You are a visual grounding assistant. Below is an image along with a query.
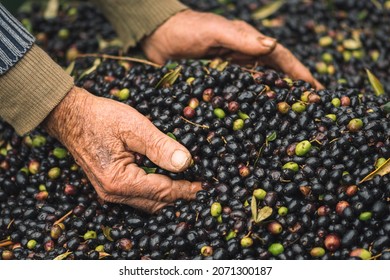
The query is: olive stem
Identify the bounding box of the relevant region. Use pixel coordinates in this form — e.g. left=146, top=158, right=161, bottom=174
left=254, top=143, right=265, bottom=167
left=370, top=249, right=390, bottom=260
left=310, top=139, right=322, bottom=145
left=6, top=218, right=14, bottom=230
left=54, top=209, right=73, bottom=225
left=241, top=67, right=263, bottom=74
left=76, top=53, right=162, bottom=68
left=179, top=116, right=210, bottom=129
left=0, top=240, right=14, bottom=248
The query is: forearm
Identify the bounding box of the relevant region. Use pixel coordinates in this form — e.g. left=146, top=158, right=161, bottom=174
left=0, top=3, right=74, bottom=135
left=90, top=0, right=188, bottom=50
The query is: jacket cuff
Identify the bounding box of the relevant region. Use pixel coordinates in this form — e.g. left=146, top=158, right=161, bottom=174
left=0, top=44, right=74, bottom=135
left=91, top=0, right=188, bottom=50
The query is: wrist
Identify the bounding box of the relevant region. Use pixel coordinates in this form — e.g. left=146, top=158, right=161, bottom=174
left=43, top=86, right=90, bottom=147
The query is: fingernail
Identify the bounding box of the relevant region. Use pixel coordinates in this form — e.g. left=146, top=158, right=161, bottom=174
left=259, top=37, right=276, bottom=48
left=171, top=150, right=190, bottom=170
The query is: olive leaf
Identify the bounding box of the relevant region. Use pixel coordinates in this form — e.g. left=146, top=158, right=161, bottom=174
left=200, top=59, right=211, bottom=66
left=265, top=131, right=277, bottom=146
left=252, top=0, right=285, bottom=20
left=166, top=62, right=179, bottom=70
left=18, top=1, right=34, bottom=13
left=266, top=131, right=277, bottom=142
left=256, top=206, right=273, bottom=223
left=65, top=61, right=75, bottom=76
left=371, top=0, right=383, bottom=10
left=216, top=61, right=229, bottom=72
left=167, top=132, right=177, bottom=140
left=358, top=10, right=368, bottom=20
left=141, top=167, right=157, bottom=174
left=101, top=225, right=114, bottom=242
left=99, top=252, right=111, bottom=259
left=251, top=196, right=273, bottom=224
left=254, top=143, right=265, bottom=167
left=382, top=102, right=390, bottom=113
left=238, top=111, right=250, bottom=120
left=209, top=58, right=223, bottom=69
left=53, top=250, right=72, bottom=260
left=155, top=66, right=182, bottom=88
left=359, top=158, right=390, bottom=184
left=251, top=195, right=258, bottom=222
left=78, top=58, right=101, bottom=80
left=225, top=230, right=237, bottom=241
left=44, top=0, right=59, bottom=19
left=366, top=69, right=384, bottom=96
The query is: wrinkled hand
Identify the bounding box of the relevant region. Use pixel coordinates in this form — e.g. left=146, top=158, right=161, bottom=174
left=142, top=9, right=323, bottom=89
left=44, top=86, right=202, bottom=213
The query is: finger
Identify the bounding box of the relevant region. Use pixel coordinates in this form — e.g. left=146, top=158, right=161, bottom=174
left=104, top=195, right=170, bottom=214
left=114, top=163, right=202, bottom=202
left=119, top=106, right=193, bottom=172
left=213, top=19, right=277, bottom=57
left=83, top=159, right=202, bottom=212
left=219, top=51, right=325, bottom=90
left=313, top=79, right=325, bottom=90
left=260, top=44, right=323, bottom=89
left=205, top=47, right=233, bottom=58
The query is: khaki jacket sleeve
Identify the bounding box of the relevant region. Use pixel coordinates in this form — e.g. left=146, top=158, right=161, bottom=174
left=90, top=0, right=188, bottom=50
left=0, top=45, right=74, bottom=135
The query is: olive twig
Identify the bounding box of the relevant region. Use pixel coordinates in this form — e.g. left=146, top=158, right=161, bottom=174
left=76, top=53, right=162, bottom=68
left=54, top=209, right=73, bottom=225
left=6, top=218, right=14, bottom=230
left=370, top=249, right=390, bottom=260
left=179, top=116, right=210, bottom=129
left=0, top=240, right=14, bottom=248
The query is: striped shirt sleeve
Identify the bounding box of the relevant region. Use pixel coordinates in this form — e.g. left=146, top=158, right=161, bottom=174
left=0, top=3, right=35, bottom=75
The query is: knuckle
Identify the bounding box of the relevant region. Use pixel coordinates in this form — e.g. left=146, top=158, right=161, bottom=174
left=232, top=19, right=249, bottom=30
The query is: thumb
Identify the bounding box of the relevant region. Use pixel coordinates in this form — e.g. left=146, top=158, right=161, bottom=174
left=122, top=108, right=193, bottom=172
left=146, top=130, right=193, bottom=173
left=215, top=19, right=277, bottom=56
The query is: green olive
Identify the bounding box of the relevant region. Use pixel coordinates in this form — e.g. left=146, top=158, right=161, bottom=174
left=253, top=188, right=267, bottom=200
left=116, top=88, right=130, bottom=101
left=310, top=247, right=325, bottom=257
left=201, top=245, right=213, bottom=257
left=359, top=211, right=372, bottom=221
left=53, top=147, right=67, bottom=159
left=350, top=248, right=371, bottom=260
left=213, top=108, right=226, bottom=119
left=291, top=102, right=306, bottom=113
left=240, top=237, right=253, bottom=248
left=233, top=119, right=244, bottom=131
left=268, top=243, right=284, bottom=256
left=210, top=202, right=222, bottom=217
left=295, top=140, right=312, bottom=156
left=347, top=118, right=363, bottom=132
left=48, top=167, right=61, bottom=180
left=32, top=135, right=46, bottom=148
left=325, top=114, right=337, bottom=121
left=282, top=162, right=299, bottom=172
left=278, top=206, right=288, bottom=216
left=27, top=239, right=37, bottom=250
left=83, top=230, right=97, bottom=240
left=331, top=97, right=341, bottom=107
